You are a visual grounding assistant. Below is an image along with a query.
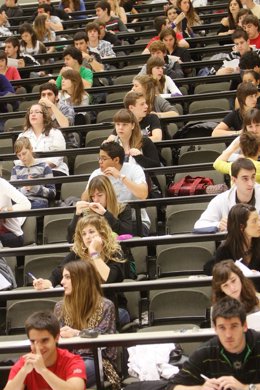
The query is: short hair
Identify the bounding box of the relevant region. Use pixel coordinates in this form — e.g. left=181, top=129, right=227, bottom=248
left=159, top=27, right=177, bottom=42
left=38, top=3, right=52, bottom=13
left=100, top=141, right=125, bottom=165
left=86, top=21, right=100, bottom=35
left=149, top=40, right=167, bottom=54
left=240, top=51, right=260, bottom=70
left=63, top=46, right=83, bottom=65
left=242, top=14, right=260, bottom=29
left=14, top=136, right=33, bottom=154
left=124, top=91, right=145, bottom=108
left=212, top=296, right=247, bottom=326
left=240, top=131, right=260, bottom=157
left=232, top=28, right=249, bottom=42
left=5, top=36, right=19, bottom=48
left=0, top=50, right=7, bottom=63
left=231, top=157, right=256, bottom=177
left=73, top=31, right=87, bottom=42
left=25, top=311, right=60, bottom=338
left=153, top=16, right=167, bottom=34
left=95, top=0, right=111, bottom=15
left=39, top=82, right=59, bottom=97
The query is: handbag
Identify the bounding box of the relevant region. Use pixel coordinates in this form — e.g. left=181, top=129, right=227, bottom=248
left=168, top=176, right=214, bottom=196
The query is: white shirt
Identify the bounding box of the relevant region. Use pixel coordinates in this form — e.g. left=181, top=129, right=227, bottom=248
left=0, top=178, right=31, bottom=236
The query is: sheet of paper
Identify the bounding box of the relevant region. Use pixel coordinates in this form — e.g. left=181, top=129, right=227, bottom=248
left=0, top=273, right=11, bottom=290
left=223, top=59, right=239, bottom=69
left=235, top=259, right=260, bottom=276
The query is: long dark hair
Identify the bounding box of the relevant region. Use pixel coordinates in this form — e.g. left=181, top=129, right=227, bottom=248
left=227, top=0, right=243, bottom=29
left=223, top=203, right=258, bottom=263
left=212, top=259, right=259, bottom=313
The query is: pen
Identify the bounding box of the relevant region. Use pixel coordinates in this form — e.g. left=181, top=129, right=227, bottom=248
left=27, top=272, right=37, bottom=280
left=200, top=374, right=209, bottom=381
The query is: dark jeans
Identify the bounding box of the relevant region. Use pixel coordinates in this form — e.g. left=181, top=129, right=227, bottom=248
left=0, top=233, right=24, bottom=247
left=30, top=199, right=48, bottom=209
left=53, top=169, right=67, bottom=200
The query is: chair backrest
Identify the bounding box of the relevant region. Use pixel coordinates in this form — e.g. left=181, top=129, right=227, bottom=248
left=74, top=154, right=99, bottom=175
left=157, top=245, right=212, bottom=276
left=188, top=98, right=229, bottom=114
left=114, top=75, right=134, bottom=85
left=178, top=149, right=220, bottom=165
left=0, top=139, right=13, bottom=154
left=60, top=181, right=86, bottom=201
left=19, top=100, right=38, bottom=111
left=106, top=91, right=127, bottom=103
left=43, top=213, right=74, bottom=244
left=166, top=208, right=206, bottom=234
left=96, top=110, right=119, bottom=123
left=4, top=118, right=25, bottom=132
left=24, top=254, right=64, bottom=286
left=194, top=81, right=230, bottom=94
left=22, top=217, right=37, bottom=246
left=85, top=129, right=112, bottom=147
left=6, top=299, right=57, bottom=334
left=149, top=289, right=210, bottom=326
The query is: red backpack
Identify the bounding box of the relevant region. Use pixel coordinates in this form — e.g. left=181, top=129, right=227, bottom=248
left=168, top=175, right=214, bottom=196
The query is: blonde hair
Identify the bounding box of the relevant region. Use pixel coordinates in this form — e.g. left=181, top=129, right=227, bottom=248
left=72, top=214, right=123, bottom=263
left=82, top=175, right=125, bottom=217
left=34, top=13, right=51, bottom=42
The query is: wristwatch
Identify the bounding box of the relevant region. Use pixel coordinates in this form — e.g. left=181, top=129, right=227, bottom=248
left=249, top=384, right=257, bottom=390
left=120, top=174, right=126, bottom=182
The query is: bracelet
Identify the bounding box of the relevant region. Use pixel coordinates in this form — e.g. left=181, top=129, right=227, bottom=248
left=89, top=252, right=101, bottom=260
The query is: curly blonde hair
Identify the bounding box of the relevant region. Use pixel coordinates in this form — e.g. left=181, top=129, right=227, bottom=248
left=72, top=214, right=123, bottom=262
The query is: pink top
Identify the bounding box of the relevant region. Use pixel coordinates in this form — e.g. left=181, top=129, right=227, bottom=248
left=5, top=66, right=21, bottom=81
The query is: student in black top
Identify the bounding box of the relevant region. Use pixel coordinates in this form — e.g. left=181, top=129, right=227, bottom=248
left=205, top=203, right=260, bottom=275
left=67, top=174, right=133, bottom=243
left=170, top=296, right=260, bottom=390
left=212, top=82, right=258, bottom=137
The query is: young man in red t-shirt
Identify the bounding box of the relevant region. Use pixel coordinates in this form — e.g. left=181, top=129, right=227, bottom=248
left=243, top=14, right=260, bottom=48
left=4, top=311, right=86, bottom=390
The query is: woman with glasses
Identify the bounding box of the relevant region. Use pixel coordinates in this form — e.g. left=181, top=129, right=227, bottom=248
left=18, top=103, right=69, bottom=179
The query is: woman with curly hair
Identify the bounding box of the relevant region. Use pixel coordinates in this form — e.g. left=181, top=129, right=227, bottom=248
left=18, top=103, right=68, bottom=177
left=212, top=260, right=260, bottom=314
left=132, top=75, right=179, bottom=119
left=54, top=260, right=119, bottom=388
left=33, top=13, right=56, bottom=53
left=58, top=69, right=89, bottom=107
left=33, top=214, right=127, bottom=288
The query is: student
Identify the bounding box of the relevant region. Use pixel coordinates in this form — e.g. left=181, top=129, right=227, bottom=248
left=124, top=91, right=163, bottom=142
left=108, top=0, right=127, bottom=24
left=95, top=0, right=128, bottom=33
left=3, top=311, right=86, bottom=390
left=85, top=21, right=116, bottom=59
left=212, top=260, right=260, bottom=314
left=241, top=0, right=260, bottom=19
left=58, top=69, right=89, bottom=107
left=55, top=46, right=93, bottom=89
left=37, top=3, right=63, bottom=32
left=206, top=203, right=260, bottom=274
left=242, top=14, right=260, bottom=48
left=218, top=0, right=243, bottom=36
left=0, top=0, right=23, bottom=22
left=213, top=132, right=260, bottom=183
left=73, top=31, right=105, bottom=72
left=0, top=49, right=20, bottom=81
left=33, top=13, right=56, bottom=53
left=39, top=82, right=75, bottom=127
left=176, top=0, right=201, bottom=38
left=12, top=137, right=56, bottom=209
left=169, top=297, right=260, bottom=389
left=132, top=75, right=179, bottom=119
left=58, top=0, right=86, bottom=19
left=194, top=158, right=260, bottom=231
left=146, top=56, right=182, bottom=95
left=19, top=22, right=46, bottom=56
left=54, top=260, right=119, bottom=388
left=87, top=142, right=150, bottom=236
left=212, top=82, right=258, bottom=137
